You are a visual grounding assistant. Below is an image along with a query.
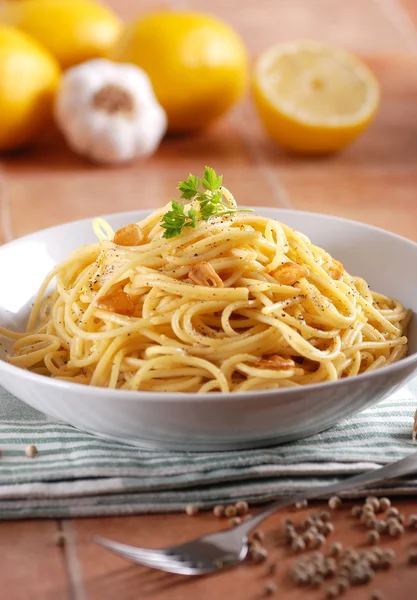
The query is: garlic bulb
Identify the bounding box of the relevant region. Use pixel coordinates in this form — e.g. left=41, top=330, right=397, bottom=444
left=54, top=59, right=167, bottom=164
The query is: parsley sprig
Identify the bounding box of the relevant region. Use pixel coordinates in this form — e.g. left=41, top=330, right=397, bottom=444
left=160, top=167, right=253, bottom=239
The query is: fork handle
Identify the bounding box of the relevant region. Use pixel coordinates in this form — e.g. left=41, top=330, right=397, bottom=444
left=238, top=450, right=417, bottom=534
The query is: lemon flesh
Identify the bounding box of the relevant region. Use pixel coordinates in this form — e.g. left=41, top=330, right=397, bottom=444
left=110, top=11, right=248, bottom=132
left=253, top=41, right=380, bottom=153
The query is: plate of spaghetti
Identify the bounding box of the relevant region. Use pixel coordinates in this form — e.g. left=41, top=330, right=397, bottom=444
left=0, top=168, right=416, bottom=450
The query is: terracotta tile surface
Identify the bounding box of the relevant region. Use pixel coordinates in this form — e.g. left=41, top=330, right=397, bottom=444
left=0, top=521, right=69, bottom=600
left=279, top=169, right=417, bottom=241
left=6, top=162, right=280, bottom=239
left=1, top=1, right=417, bottom=598
left=73, top=503, right=417, bottom=600
left=181, top=0, right=414, bottom=53
left=399, top=0, right=417, bottom=30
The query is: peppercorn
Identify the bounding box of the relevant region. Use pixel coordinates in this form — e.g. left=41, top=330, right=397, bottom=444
left=328, top=496, right=342, bottom=510
left=366, top=530, right=380, bottom=545
left=320, top=510, right=332, bottom=523
left=291, top=537, right=306, bottom=553
left=302, top=530, right=316, bottom=548
left=311, top=574, right=324, bottom=588
left=224, top=505, right=237, bottom=518
left=366, top=496, right=380, bottom=512
left=408, top=549, right=417, bottom=565
left=329, top=542, right=343, bottom=557
left=252, top=530, right=265, bottom=543
left=388, top=522, right=404, bottom=538
left=301, top=516, right=315, bottom=530
left=235, top=500, right=249, bottom=515
left=379, top=497, right=391, bottom=511
left=325, top=584, right=339, bottom=598
left=229, top=516, right=242, bottom=527
left=407, top=514, right=417, bottom=529
left=351, top=505, right=362, bottom=518
left=185, top=503, right=199, bottom=516
left=264, top=581, right=277, bottom=596
left=386, top=507, right=400, bottom=519
left=371, top=590, right=385, bottom=600
left=295, top=499, right=308, bottom=509
left=324, top=558, right=337, bottom=578
left=267, top=563, right=277, bottom=575
left=249, top=544, right=268, bottom=563
left=213, top=504, right=225, bottom=518
left=376, top=520, right=387, bottom=534
left=336, top=576, right=350, bottom=593
left=25, top=444, right=38, bottom=458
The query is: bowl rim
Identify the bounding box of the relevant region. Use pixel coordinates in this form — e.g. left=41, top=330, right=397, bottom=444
left=1, top=206, right=416, bottom=403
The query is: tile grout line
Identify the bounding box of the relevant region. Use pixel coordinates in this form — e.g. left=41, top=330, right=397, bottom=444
left=229, top=111, right=293, bottom=209
left=0, top=166, right=14, bottom=243
left=61, top=520, right=89, bottom=600
left=374, top=0, right=417, bottom=51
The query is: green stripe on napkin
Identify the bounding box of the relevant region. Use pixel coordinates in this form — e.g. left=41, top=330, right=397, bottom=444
left=0, top=380, right=416, bottom=519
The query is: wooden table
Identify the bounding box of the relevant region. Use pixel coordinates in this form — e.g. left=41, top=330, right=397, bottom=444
left=1, top=1, right=417, bottom=598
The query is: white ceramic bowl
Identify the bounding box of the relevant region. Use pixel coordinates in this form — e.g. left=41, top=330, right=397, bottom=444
left=0, top=209, right=416, bottom=451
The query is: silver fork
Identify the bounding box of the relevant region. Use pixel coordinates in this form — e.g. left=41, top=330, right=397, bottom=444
left=94, top=451, right=417, bottom=576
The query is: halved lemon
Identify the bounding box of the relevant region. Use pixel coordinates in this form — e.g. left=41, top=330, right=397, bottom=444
left=253, top=40, right=380, bottom=154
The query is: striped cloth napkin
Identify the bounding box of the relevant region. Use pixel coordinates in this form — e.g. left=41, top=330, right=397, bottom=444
left=0, top=380, right=416, bottom=519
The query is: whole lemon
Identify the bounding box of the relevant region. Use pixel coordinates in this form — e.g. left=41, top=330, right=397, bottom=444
left=0, top=0, right=122, bottom=69
left=110, top=11, right=248, bottom=132
left=0, top=25, right=60, bottom=152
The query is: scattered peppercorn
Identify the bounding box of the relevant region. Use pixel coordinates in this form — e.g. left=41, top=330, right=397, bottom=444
left=301, top=516, right=315, bottom=529
left=388, top=522, right=404, bottom=538
left=264, top=581, right=277, bottom=596
left=337, top=576, right=350, bottom=593
left=224, top=505, right=237, bottom=518
left=376, top=520, right=387, bottom=534
left=252, top=530, right=265, bottom=543
left=322, top=522, right=335, bottom=537
left=267, top=563, right=277, bottom=575
left=319, top=510, right=332, bottom=522
left=371, top=590, right=385, bottom=600
left=54, top=531, right=65, bottom=547
left=328, top=496, right=342, bottom=510
left=311, top=574, right=324, bottom=588
left=213, top=504, right=225, bottom=518
left=325, top=584, right=339, bottom=598
left=185, top=503, right=199, bottom=516
left=379, top=497, right=391, bottom=511
left=366, top=496, right=380, bottom=512
left=302, top=530, right=316, bottom=548
left=295, top=499, right=308, bottom=509
left=351, top=505, right=362, bottom=518
left=366, top=530, right=380, bottom=545
left=235, top=500, right=249, bottom=515
left=249, top=544, right=268, bottom=563
left=229, top=516, right=242, bottom=527
left=386, top=507, right=400, bottom=519
left=407, top=514, right=417, bottom=529
left=291, top=537, right=306, bottom=553
left=329, top=542, right=343, bottom=557
left=25, top=444, right=38, bottom=458
left=408, top=549, right=417, bottom=565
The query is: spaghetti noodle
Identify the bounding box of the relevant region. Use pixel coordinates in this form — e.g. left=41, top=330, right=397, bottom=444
left=0, top=186, right=410, bottom=393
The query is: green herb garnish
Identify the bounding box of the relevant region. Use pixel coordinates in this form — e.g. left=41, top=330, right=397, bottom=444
left=160, top=167, right=253, bottom=239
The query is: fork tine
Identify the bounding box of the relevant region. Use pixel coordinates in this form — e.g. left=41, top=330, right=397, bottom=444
left=94, top=537, right=194, bottom=567
left=94, top=537, right=202, bottom=575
